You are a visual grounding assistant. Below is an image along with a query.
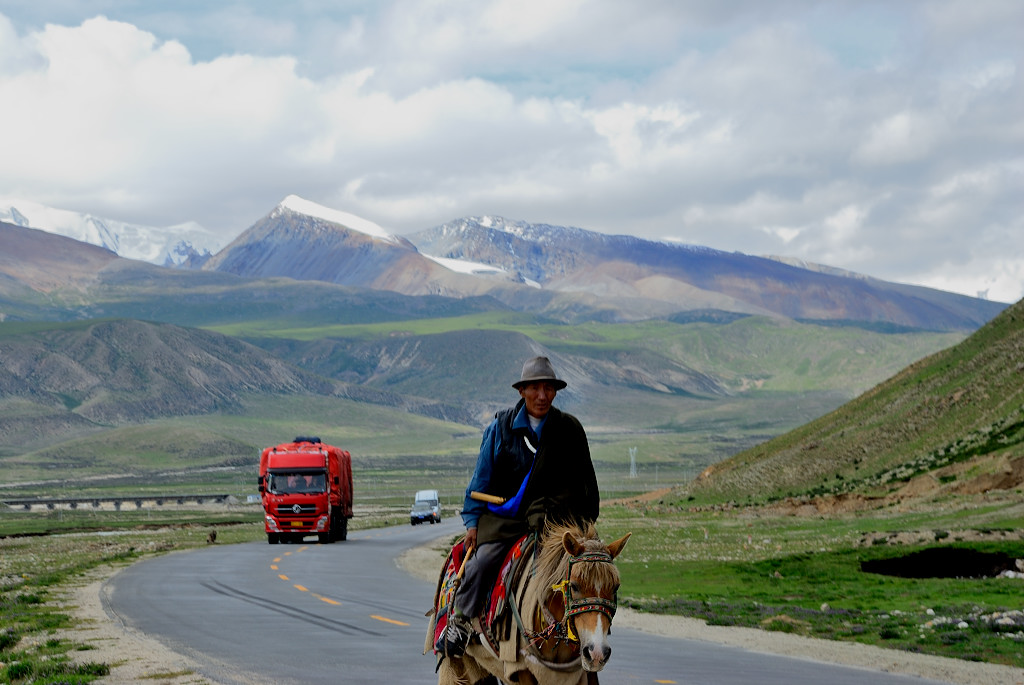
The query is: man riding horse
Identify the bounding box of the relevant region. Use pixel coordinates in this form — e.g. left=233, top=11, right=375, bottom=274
left=437, top=356, right=600, bottom=658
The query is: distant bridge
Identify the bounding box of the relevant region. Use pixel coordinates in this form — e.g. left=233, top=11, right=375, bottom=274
left=1, top=494, right=234, bottom=512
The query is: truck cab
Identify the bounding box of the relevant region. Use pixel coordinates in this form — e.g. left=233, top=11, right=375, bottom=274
left=258, top=437, right=353, bottom=544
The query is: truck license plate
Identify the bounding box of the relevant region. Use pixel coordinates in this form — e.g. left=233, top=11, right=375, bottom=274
left=291, top=521, right=303, bottom=527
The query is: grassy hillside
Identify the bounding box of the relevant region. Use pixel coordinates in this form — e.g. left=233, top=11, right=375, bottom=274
left=0, top=310, right=968, bottom=509
left=687, top=298, right=1024, bottom=505
left=223, top=313, right=963, bottom=401
left=0, top=393, right=482, bottom=503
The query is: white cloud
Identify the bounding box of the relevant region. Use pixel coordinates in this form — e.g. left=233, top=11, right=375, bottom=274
left=0, top=1, right=1021, bottom=304
left=913, top=259, right=1024, bottom=304
left=760, top=226, right=802, bottom=244
left=854, top=111, right=940, bottom=165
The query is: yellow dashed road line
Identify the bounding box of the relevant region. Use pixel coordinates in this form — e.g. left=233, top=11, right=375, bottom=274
left=271, top=542, right=409, bottom=627
left=371, top=615, right=409, bottom=626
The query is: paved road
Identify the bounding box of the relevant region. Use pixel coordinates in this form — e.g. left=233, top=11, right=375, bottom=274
left=102, top=519, right=955, bottom=684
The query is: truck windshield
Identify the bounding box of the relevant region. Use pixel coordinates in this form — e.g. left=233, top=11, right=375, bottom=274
left=268, top=472, right=326, bottom=494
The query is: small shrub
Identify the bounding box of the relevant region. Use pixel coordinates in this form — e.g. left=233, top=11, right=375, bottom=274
left=17, top=592, right=44, bottom=605
left=0, top=628, right=19, bottom=651
left=5, top=660, right=32, bottom=679
left=941, top=631, right=970, bottom=645
left=879, top=625, right=901, bottom=640
left=76, top=661, right=111, bottom=676
left=764, top=619, right=799, bottom=633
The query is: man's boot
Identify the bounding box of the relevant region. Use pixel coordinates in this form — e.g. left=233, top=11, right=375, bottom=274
left=437, top=613, right=472, bottom=658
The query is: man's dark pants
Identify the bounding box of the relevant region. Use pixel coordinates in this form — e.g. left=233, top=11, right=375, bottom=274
left=453, top=539, right=516, bottom=619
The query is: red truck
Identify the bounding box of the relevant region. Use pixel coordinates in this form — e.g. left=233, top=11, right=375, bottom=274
left=258, top=437, right=353, bottom=544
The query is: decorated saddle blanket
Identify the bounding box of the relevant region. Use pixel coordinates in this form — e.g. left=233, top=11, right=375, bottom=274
left=426, top=533, right=535, bottom=657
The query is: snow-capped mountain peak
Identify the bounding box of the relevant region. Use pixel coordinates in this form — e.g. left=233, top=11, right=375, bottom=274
left=275, top=195, right=399, bottom=244
left=0, top=198, right=223, bottom=268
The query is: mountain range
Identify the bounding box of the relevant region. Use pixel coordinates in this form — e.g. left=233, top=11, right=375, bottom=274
left=0, top=195, right=1013, bottom=499
left=0, top=197, right=222, bottom=268
left=3, top=195, right=1005, bottom=330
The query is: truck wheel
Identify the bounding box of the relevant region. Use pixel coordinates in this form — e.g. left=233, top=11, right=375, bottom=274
left=267, top=533, right=280, bottom=545
left=318, top=532, right=331, bottom=544
left=337, top=517, right=348, bottom=541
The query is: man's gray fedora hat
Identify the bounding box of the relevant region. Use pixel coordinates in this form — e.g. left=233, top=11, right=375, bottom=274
left=513, top=356, right=567, bottom=390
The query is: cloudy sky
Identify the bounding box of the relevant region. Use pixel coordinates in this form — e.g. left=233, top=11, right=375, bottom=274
left=1, top=1, right=1021, bottom=303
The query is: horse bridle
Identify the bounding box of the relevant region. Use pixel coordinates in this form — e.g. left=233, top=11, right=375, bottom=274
left=549, top=549, right=618, bottom=643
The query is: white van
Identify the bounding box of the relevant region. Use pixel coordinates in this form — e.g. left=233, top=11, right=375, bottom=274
left=410, top=489, right=441, bottom=525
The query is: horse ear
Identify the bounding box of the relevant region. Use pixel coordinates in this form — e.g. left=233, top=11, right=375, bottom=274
left=562, top=530, right=584, bottom=556
left=606, top=532, right=631, bottom=559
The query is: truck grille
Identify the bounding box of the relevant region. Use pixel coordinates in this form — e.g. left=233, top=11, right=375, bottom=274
left=275, top=503, right=317, bottom=516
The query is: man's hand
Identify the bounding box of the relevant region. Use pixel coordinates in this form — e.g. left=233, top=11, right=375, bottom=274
left=464, top=527, right=478, bottom=552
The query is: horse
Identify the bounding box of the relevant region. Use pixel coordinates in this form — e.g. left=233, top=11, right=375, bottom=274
left=428, top=521, right=630, bottom=685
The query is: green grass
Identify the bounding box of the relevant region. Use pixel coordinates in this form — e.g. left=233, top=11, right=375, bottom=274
left=595, top=500, right=1024, bottom=666
left=3, top=492, right=1024, bottom=671
left=209, top=310, right=543, bottom=341
left=2, top=389, right=796, bottom=509
left=0, top=393, right=483, bottom=485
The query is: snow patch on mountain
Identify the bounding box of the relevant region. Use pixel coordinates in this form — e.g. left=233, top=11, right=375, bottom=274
left=422, top=253, right=506, bottom=276
left=763, top=255, right=871, bottom=280
left=276, top=195, right=400, bottom=244
left=0, top=197, right=223, bottom=267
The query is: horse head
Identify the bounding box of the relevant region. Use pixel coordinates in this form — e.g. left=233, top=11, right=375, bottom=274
left=551, top=527, right=631, bottom=672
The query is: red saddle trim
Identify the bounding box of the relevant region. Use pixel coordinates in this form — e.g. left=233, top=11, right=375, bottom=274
left=483, top=534, right=532, bottom=631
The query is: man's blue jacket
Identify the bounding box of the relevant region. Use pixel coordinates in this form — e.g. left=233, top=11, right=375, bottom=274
left=462, top=398, right=600, bottom=544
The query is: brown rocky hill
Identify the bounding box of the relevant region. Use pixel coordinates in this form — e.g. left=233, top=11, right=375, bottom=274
left=0, top=222, right=120, bottom=296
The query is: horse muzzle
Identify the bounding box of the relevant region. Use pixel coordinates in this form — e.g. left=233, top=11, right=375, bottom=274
left=581, top=642, right=611, bottom=671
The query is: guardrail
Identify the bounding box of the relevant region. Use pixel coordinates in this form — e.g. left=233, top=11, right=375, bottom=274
left=1, top=494, right=233, bottom=512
